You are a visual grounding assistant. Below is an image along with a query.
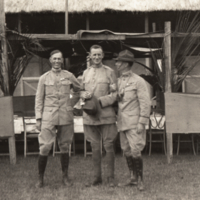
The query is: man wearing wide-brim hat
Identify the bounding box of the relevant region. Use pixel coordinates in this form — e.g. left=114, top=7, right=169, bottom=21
left=114, top=49, right=151, bottom=191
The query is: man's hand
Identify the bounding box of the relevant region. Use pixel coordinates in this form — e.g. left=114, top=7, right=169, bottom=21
left=137, top=123, right=145, bottom=134
left=81, top=91, right=92, bottom=99
left=36, top=119, right=42, bottom=131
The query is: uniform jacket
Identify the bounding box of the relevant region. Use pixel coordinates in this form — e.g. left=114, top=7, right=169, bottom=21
left=82, top=65, right=117, bottom=125
left=35, top=69, right=81, bottom=125
left=117, top=70, right=151, bottom=131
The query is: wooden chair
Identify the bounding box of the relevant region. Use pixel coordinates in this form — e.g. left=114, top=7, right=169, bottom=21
left=176, top=134, right=196, bottom=155
left=13, top=96, right=39, bottom=157
left=146, top=115, right=166, bottom=155
left=52, top=116, right=81, bottom=157
left=146, top=98, right=166, bottom=155
left=84, top=134, right=103, bottom=157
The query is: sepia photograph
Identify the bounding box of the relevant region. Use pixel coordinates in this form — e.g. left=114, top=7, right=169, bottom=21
left=1, top=0, right=200, bottom=199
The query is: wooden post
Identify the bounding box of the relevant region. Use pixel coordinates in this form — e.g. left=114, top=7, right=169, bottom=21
left=65, top=0, right=68, bottom=34
left=0, top=0, right=9, bottom=94
left=64, top=0, right=70, bottom=69
left=144, top=13, right=152, bottom=97
left=164, top=21, right=172, bottom=164
left=144, top=13, right=149, bottom=68
left=17, top=14, right=22, bottom=33
left=152, top=22, right=156, bottom=32
left=86, top=13, right=90, bottom=68
left=144, top=13, right=149, bottom=33
left=86, top=13, right=90, bottom=30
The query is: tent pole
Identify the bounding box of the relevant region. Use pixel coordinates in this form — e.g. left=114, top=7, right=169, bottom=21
left=86, top=13, right=90, bottom=68
left=144, top=13, right=149, bottom=33
left=164, top=21, right=172, bottom=164
left=144, top=13, right=153, bottom=98
left=65, top=0, right=68, bottom=34
left=86, top=13, right=90, bottom=30
left=0, top=0, right=9, bottom=94
left=64, top=0, right=70, bottom=70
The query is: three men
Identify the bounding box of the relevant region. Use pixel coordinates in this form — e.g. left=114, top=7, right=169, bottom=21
left=35, top=50, right=81, bottom=188
left=35, top=47, right=150, bottom=190
left=115, top=50, right=150, bottom=191
left=81, top=45, right=118, bottom=187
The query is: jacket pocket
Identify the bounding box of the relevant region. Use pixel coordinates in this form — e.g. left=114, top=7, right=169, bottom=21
left=61, top=79, right=71, bottom=94
left=42, top=107, right=52, bottom=121
left=124, top=84, right=137, bottom=100
left=96, top=79, right=109, bottom=96
left=45, top=81, right=54, bottom=95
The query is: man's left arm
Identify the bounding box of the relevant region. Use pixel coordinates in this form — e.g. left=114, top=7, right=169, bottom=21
left=137, top=78, right=151, bottom=125
left=98, top=70, right=118, bottom=108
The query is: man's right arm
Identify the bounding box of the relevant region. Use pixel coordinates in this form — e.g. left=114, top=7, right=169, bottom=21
left=80, top=70, right=92, bottom=99
left=35, top=75, right=45, bottom=129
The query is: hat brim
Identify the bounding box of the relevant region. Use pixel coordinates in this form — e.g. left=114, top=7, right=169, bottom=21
left=113, top=57, right=135, bottom=62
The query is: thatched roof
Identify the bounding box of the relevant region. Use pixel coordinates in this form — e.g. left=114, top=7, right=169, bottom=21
left=5, top=0, right=200, bottom=13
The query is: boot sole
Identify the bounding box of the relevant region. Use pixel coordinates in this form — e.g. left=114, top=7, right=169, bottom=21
left=85, top=181, right=102, bottom=187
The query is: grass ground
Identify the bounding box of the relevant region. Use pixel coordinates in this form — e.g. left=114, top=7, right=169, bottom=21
left=0, top=153, right=200, bottom=200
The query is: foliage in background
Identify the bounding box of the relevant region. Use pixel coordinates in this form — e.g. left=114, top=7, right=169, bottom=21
left=171, top=12, right=200, bottom=92
left=150, top=11, right=200, bottom=92
left=0, top=30, right=45, bottom=96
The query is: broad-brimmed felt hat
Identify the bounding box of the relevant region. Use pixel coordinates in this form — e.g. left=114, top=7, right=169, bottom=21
left=82, top=96, right=101, bottom=117
left=114, top=50, right=134, bottom=62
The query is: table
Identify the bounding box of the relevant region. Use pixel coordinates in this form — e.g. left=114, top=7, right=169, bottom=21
left=14, top=116, right=83, bottom=134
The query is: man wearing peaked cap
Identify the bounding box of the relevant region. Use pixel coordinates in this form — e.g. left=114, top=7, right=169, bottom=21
left=35, top=50, right=81, bottom=188
left=115, top=49, right=151, bottom=191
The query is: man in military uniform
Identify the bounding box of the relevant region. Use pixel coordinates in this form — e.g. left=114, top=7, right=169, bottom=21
left=115, top=50, right=150, bottom=191
left=35, top=50, right=81, bottom=188
left=81, top=45, right=118, bottom=187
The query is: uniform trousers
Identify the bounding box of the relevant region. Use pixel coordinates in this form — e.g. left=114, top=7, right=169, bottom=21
left=84, top=124, right=118, bottom=152
left=38, top=122, right=74, bottom=156
left=120, top=128, right=146, bottom=157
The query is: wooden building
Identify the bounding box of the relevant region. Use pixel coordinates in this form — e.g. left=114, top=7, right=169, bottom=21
left=3, top=0, right=200, bottom=98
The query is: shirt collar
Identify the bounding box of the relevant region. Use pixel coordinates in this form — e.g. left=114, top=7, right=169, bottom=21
left=52, top=68, right=62, bottom=73
left=91, top=63, right=103, bottom=68
left=121, top=70, right=132, bottom=77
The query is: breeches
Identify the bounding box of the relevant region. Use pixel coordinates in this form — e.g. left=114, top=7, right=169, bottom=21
left=38, top=122, right=74, bottom=156
left=120, top=128, right=146, bottom=157
left=84, top=124, right=118, bottom=152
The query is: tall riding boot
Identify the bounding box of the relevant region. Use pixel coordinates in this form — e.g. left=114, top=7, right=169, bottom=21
left=61, top=153, right=73, bottom=187
left=85, top=150, right=102, bottom=187
left=35, top=155, right=48, bottom=188
left=126, top=156, right=138, bottom=185
left=106, top=152, right=115, bottom=187
left=135, top=157, right=144, bottom=191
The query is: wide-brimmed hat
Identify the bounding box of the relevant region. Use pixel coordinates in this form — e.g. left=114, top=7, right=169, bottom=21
left=114, top=50, right=134, bottom=62
left=82, top=96, right=101, bottom=117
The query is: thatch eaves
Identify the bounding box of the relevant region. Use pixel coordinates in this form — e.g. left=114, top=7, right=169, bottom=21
left=5, top=0, right=200, bottom=13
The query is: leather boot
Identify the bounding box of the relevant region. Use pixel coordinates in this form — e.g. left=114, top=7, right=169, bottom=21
left=128, top=156, right=138, bottom=185
left=118, top=156, right=137, bottom=187
left=135, top=157, right=144, bottom=191
left=35, top=155, right=48, bottom=188
left=85, top=150, right=102, bottom=187
left=61, top=153, right=73, bottom=187
left=106, top=152, right=115, bottom=187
